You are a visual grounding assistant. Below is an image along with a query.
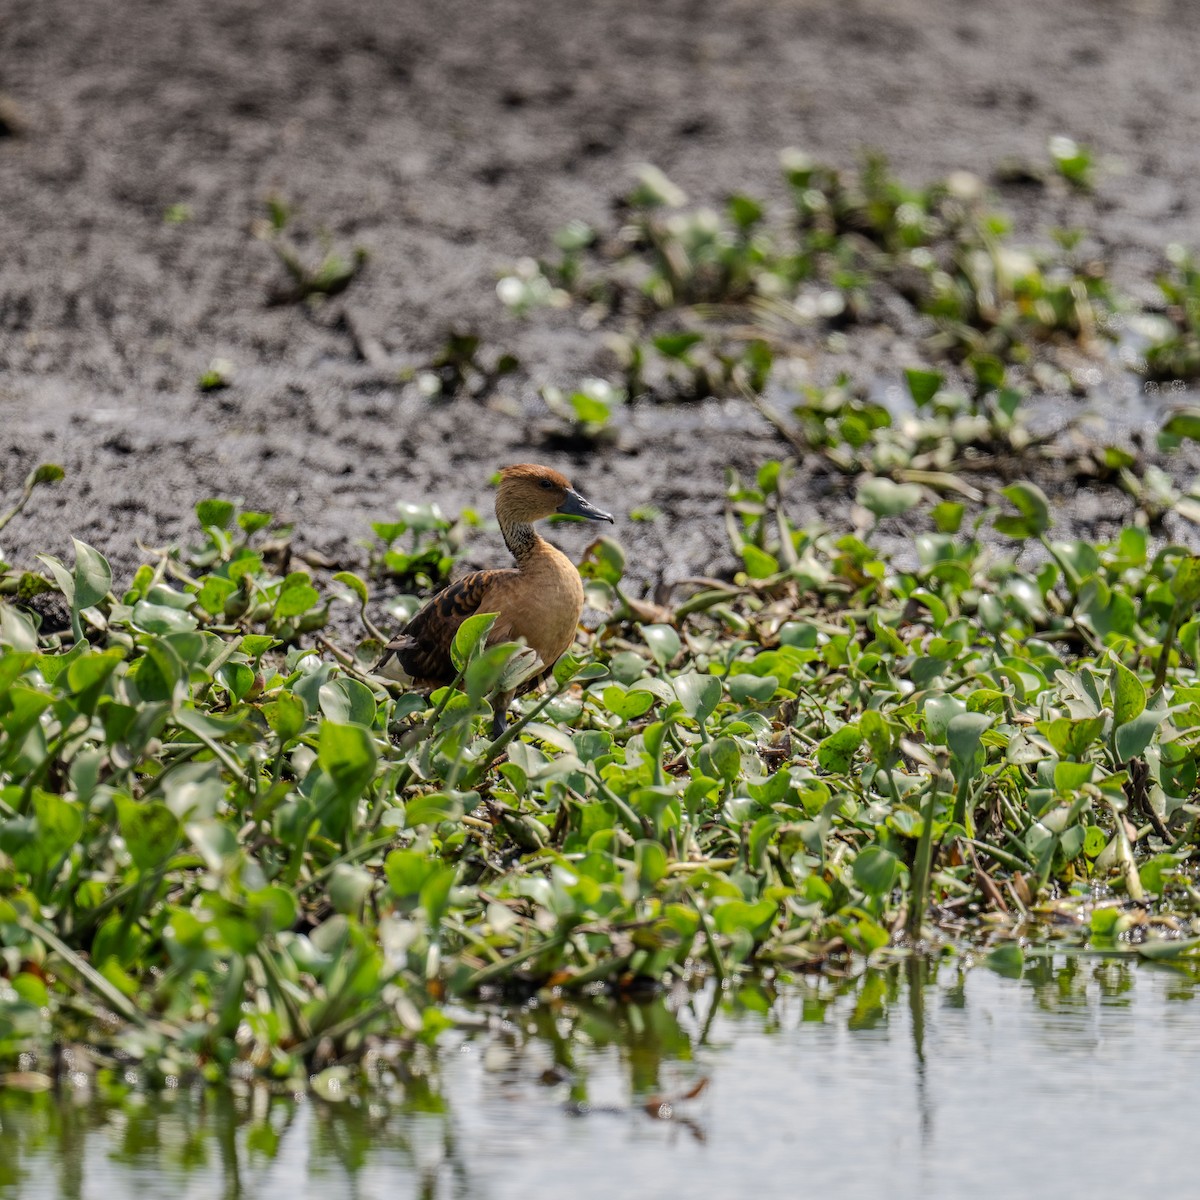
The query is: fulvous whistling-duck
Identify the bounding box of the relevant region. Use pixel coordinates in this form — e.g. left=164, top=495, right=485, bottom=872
left=380, top=464, right=613, bottom=734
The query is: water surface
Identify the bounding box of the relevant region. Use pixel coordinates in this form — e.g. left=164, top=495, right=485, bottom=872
left=2, top=955, right=1196, bottom=1199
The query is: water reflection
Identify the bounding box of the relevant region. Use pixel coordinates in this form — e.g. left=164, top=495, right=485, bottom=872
left=3, top=955, right=1199, bottom=1199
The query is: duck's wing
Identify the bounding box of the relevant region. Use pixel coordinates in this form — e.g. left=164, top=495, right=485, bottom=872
left=381, top=568, right=517, bottom=686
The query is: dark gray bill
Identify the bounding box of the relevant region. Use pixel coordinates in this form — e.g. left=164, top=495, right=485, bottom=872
left=557, top=488, right=614, bottom=522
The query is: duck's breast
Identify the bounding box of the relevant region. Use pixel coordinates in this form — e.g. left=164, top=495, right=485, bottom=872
left=488, top=546, right=584, bottom=668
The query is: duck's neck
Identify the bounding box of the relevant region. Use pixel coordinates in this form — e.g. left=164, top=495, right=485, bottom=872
left=500, top=516, right=543, bottom=565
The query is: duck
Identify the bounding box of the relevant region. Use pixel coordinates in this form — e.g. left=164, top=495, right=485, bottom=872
left=380, top=464, right=614, bottom=735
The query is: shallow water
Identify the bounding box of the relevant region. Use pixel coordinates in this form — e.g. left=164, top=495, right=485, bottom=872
left=3, top=955, right=1198, bottom=1200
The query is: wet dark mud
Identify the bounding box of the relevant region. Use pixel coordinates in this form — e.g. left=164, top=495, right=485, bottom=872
left=3, top=0, right=1200, bottom=596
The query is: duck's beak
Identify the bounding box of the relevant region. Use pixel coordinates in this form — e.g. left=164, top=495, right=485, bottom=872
left=557, top=488, right=614, bottom=523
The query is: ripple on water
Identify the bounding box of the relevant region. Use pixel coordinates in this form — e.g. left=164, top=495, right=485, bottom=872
left=2, top=957, right=1199, bottom=1200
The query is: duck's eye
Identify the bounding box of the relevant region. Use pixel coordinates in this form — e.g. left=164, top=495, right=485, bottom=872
left=540, top=479, right=555, bottom=490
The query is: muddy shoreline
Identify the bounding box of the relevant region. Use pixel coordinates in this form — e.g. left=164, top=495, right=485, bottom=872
left=3, top=0, right=1200, bottom=593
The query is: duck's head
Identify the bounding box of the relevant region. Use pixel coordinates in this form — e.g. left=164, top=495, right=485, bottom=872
left=497, top=464, right=614, bottom=525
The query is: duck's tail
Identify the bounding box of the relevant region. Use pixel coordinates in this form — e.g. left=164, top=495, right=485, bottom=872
left=373, top=635, right=418, bottom=684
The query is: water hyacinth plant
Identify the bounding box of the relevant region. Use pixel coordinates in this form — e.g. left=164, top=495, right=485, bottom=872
left=3, top=462, right=1200, bottom=1089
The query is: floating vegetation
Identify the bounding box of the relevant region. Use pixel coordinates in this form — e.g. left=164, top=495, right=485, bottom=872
left=1143, top=244, right=1200, bottom=382
left=503, top=149, right=1114, bottom=422
left=3, top=456, right=1200, bottom=1088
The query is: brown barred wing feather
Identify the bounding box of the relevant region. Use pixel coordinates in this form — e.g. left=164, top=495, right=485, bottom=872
left=384, top=568, right=516, bottom=687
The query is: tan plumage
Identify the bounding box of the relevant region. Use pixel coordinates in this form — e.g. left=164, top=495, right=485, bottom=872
left=380, top=464, right=614, bottom=733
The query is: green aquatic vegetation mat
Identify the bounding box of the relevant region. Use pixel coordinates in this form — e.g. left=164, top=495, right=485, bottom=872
left=502, top=149, right=1113, bottom=400
left=2, top=479, right=1200, bottom=1085
left=502, top=147, right=1200, bottom=480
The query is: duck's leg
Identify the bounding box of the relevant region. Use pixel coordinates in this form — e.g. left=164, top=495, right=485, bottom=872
left=490, top=688, right=516, bottom=740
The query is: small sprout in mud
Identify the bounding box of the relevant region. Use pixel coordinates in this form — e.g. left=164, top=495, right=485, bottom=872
left=629, top=504, right=663, bottom=522
left=265, top=193, right=292, bottom=231
left=366, top=498, right=473, bottom=588
left=496, top=257, right=570, bottom=315
left=163, top=202, right=193, bottom=225
left=0, top=463, right=65, bottom=537
left=1048, top=135, right=1095, bottom=190
left=541, top=377, right=625, bottom=444
left=627, top=163, right=688, bottom=209
left=254, top=198, right=368, bottom=306
left=416, top=331, right=519, bottom=399
left=1141, top=244, right=1200, bottom=382
left=198, top=358, right=234, bottom=392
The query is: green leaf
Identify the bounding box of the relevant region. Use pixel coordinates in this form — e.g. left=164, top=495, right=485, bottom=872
left=994, top=482, right=1051, bottom=539
left=238, top=511, right=273, bottom=535
left=37, top=553, right=75, bottom=605
left=196, top=575, right=237, bottom=616
left=71, top=539, right=112, bottom=611
left=328, top=865, right=374, bottom=914
left=1041, top=715, right=1105, bottom=760
left=985, top=944, right=1025, bottom=979
left=712, top=898, right=776, bottom=939
left=578, top=537, right=625, bottom=586
left=1110, top=659, right=1146, bottom=728
left=186, top=819, right=239, bottom=873
left=1053, top=761, right=1094, bottom=794
left=132, top=601, right=199, bottom=635
left=385, top=848, right=435, bottom=901
left=240, top=634, right=277, bottom=661
left=451, top=611, right=498, bottom=672
left=274, top=582, right=320, bottom=619
left=674, top=672, right=721, bottom=726
left=905, top=368, right=944, bottom=408
left=1172, top=556, right=1200, bottom=609
left=967, top=352, right=1005, bottom=394
left=0, top=604, right=38, bottom=651
left=727, top=674, right=779, bottom=704
left=29, top=463, right=65, bottom=488
left=34, top=791, right=85, bottom=870
left=640, top=624, right=680, bottom=668
left=263, top=691, right=307, bottom=742
left=569, top=391, right=611, bottom=425
left=247, top=886, right=297, bottom=934
left=727, top=194, right=764, bottom=229
left=817, top=724, right=862, bottom=773
left=1115, top=708, right=1166, bottom=763
left=740, top=544, right=779, bottom=579
left=924, top=694, right=966, bottom=743
left=463, top=642, right=520, bottom=702
left=652, top=332, right=704, bottom=359
left=419, top=865, right=456, bottom=924
left=853, top=845, right=900, bottom=896
left=946, top=712, right=993, bottom=772
left=66, top=647, right=125, bottom=695
left=195, top=499, right=235, bottom=530
left=318, top=722, right=377, bottom=799
left=333, top=571, right=370, bottom=607
left=857, top=478, right=922, bottom=519
left=602, top=684, right=655, bottom=721
left=115, top=796, right=181, bottom=872
left=635, top=839, right=668, bottom=887
left=1162, top=408, right=1200, bottom=443
left=931, top=501, right=965, bottom=534
left=319, top=677, right=378, bottom=727
left=405, top=791, right=467, bottom=828
left=697, top=737, right=741, bottom=784
left=1139, top=853, right=1179, bottom=896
